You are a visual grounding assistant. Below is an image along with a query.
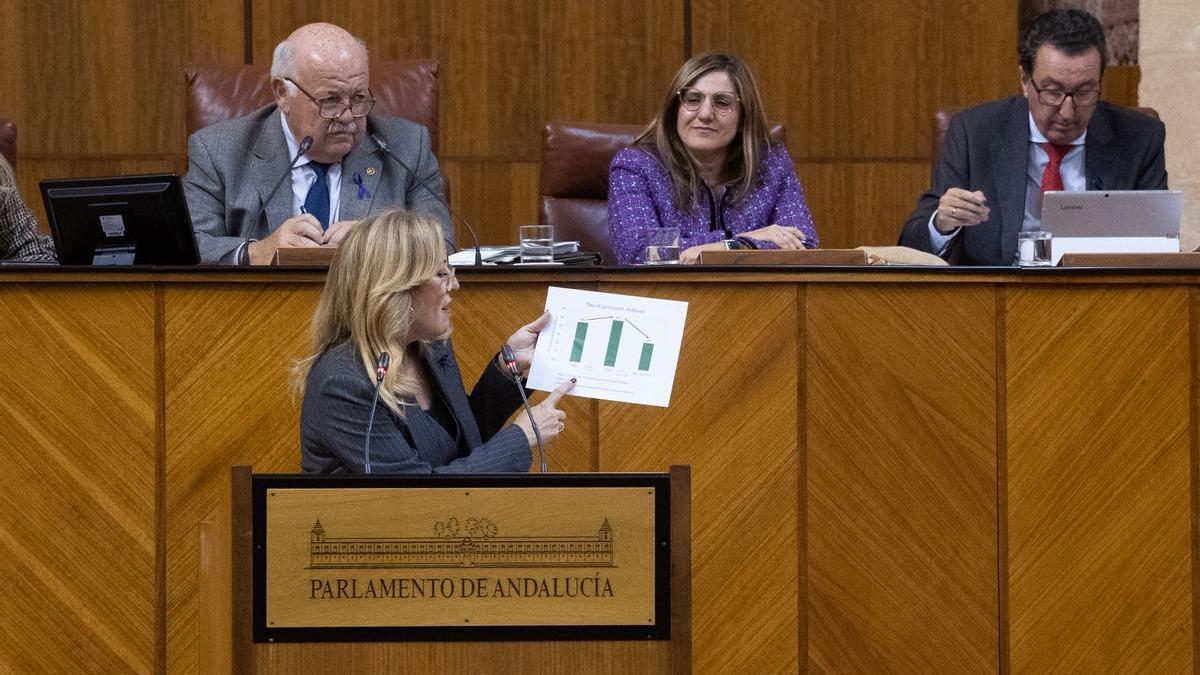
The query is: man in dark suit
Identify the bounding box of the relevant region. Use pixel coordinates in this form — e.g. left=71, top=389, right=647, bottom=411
left=184, top=22, right=451, bottom=264
left=900, top=9, right=1167, bottom=266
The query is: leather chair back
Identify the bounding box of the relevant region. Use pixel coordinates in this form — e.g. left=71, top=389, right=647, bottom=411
left=185, top=60, right=440, bottom=153
left=539, top=120, right=788, bottom=262
left=931, top=104, right=1160, bottom=175
left=0, top=118, right=16, bottom=173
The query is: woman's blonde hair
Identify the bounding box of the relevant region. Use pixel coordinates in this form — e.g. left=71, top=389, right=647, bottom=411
left=635, top=51, right=772, bottom=209
left=291, top=207, right=446, bottom=416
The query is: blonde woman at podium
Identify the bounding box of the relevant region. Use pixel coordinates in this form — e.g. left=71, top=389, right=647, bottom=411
left=294, top=208, right=573, bottom=473
left=607, top=51, right=819, bottom=264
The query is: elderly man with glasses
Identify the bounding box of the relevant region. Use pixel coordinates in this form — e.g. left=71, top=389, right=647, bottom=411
left=184, top=22, right=451, bottom=264
left=900, top=9, right=1167, bottom=265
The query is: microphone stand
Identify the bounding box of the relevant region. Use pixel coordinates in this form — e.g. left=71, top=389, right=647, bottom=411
left=240, top=135, right=312, bottom=265
left=501, top=345, right=546, bottom=473
left=370, top=132, right=483, bottom=266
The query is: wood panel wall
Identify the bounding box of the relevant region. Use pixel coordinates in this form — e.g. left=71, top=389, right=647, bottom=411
left=7, top=0, right=1148, bottom=254
left=4, top=269, right=1196, bottom=675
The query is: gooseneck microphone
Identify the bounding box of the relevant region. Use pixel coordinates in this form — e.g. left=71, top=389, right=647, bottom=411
left=362, top=351, right=390, bottom=474
left=370, top=133, right=483, bottom=266
left=239, top=136, right=313, bottom=265
left=501, top=344, right=546, bottom=473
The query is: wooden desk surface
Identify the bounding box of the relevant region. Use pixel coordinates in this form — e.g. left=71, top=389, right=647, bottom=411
left=0, top=266, right=1195, bottom=674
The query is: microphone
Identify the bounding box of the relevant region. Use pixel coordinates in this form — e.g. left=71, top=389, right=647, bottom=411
left=501, top=344, right=546, bottom=473
left=240, top=136, right=313, bottom=265
left=363, top=351, right=390, bottom=474
left=370, top=133, right=483, bottom=266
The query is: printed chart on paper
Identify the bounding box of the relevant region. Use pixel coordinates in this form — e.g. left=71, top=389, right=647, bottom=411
left=526, top=287, right=688, bottom=407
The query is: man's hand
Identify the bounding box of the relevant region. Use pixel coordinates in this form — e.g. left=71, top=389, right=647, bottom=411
left=934, top=188, right=990, bottom=234
left=247, top=214, right=323, bottom=264
left=323, top=219, right=359, bottom=247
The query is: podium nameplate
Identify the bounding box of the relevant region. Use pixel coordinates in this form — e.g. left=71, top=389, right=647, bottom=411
left=252, top=474, right=671, bottom=642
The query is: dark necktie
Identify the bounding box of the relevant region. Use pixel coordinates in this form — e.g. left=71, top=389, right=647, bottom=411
left=304, top=161, right=331, bottom=230
left=1040, top=142, right=1072, bottom=207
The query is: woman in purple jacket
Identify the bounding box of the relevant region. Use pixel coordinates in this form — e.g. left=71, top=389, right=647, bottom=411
left=608, top=52, right=818, bottom=264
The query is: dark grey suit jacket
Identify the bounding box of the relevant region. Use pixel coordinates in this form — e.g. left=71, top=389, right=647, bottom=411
left=300, top=340, right=531, bottom=474
left=184, top=105, right=452, bottom=263
left=899, top=96, right=1168, bottom=266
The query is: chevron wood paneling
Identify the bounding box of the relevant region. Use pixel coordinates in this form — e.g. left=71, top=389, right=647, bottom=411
left=451, top=277, right=598, bottom=473
left=598, top=282, right=801, bottom=675
left=0, top=284, right=157, bottom=673
left=162, top=283, right=321, bottom=675
left=5, top=271, right=1200, bottom=674
left=1006, top=285, right=1193, bottom=673
left=806, top=284, right=999, bottom=674
left=251, top=639, right=670, bottom=674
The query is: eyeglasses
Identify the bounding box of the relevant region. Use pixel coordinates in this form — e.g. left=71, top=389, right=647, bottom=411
left=434, top=263, right=456, bottom=286
left=677, top=88, right=741, bottom=115
left=284, top=78, right=376, bottom=119
left=1028, top=80, right=1100, bottom=108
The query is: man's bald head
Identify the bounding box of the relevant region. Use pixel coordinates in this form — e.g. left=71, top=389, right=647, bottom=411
left=271, top=23, right=368, bottom=80
left=271, top=23, right=372, bottom=163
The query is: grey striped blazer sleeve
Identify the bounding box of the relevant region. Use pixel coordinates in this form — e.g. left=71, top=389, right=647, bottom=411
left=302, top=367, right=531, bottom=474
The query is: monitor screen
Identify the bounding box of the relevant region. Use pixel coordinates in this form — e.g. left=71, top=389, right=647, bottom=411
left=40, top=173, right=200, bottom=266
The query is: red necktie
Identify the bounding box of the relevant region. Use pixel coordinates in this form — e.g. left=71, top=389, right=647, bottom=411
left=1040, top=142, right=1072, bottom=206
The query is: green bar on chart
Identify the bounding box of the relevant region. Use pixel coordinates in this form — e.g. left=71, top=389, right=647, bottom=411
left=569, top=322, right=588, bottom=362
left=604, top=320, right=624, bottom=366
left=638, top=342, right=654, bottom=371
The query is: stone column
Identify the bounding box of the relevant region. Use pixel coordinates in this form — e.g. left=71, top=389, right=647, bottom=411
left=1141, top=0, right=1200, bottom=249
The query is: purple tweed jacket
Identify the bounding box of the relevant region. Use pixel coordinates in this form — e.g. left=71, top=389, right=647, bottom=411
left=607, top=144, right=818, bottom=264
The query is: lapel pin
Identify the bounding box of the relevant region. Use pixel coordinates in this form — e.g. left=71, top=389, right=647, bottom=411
left=366, top=166, right=376, bottom=176
left=353, top=173, right=371, bottom=200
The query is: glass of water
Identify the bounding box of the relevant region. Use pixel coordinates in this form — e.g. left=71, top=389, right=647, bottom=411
left=1017, top=230, right=1052, bottom=266
left=644, top=227, right=681, bottom=265
left=519, top=225, right=555, bottom=264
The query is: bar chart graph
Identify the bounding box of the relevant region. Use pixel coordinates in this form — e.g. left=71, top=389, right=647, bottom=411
left=528, top=287, right=688, bottom=407
left=568, top=318, right=655, bottom=372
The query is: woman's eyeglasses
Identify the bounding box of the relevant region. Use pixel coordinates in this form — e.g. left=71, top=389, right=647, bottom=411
left=435, top=263, right=456, bottom=286
left=677, top=88, right=741, bottom=115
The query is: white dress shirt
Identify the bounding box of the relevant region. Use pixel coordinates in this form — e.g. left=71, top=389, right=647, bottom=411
left=928, top=112, right=1087, bottom=257
left=281, top=115, right=342, bottom=224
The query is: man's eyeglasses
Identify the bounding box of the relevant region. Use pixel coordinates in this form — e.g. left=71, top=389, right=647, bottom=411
left=284, top=78, right=375, bottom=119
left=1029, top=80, right=1101, bottom=108
left=677, top=88, right=741, bottom=115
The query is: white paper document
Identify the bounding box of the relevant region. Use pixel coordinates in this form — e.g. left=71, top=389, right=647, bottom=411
left=526, top=287, right=688, bottom=407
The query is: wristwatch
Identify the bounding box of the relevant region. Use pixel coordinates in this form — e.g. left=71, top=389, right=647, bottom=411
left=721, top=238, right=744, bottom=250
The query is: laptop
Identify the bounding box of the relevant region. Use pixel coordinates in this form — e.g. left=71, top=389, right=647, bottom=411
left=40, top=173, right=201, bottom=266
left=1040, top=190, right=1182, bottom=263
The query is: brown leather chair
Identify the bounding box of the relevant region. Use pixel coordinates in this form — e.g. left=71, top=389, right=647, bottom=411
left=931, top=104, right=1160, bottom=174
left=0, top=118, right=16, bottom=173
left=185, top=60, right=440, bottom=151
left=539, top=121, right=788, bottom=262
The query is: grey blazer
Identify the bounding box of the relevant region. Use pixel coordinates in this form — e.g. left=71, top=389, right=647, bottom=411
left=899, top=96, right=1168, bottom=265
left=184, top=105, right=452, bottom=263
left=300, top=340, right=532, bottom=474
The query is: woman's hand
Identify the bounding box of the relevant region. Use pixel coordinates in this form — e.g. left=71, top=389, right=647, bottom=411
left=742, top=224, right=810, bottom=250
left=502, top=311, right=552, bottom=376
left=680, top=242, right=727, bottom=264
left=514, top=378, right=576, bottom=447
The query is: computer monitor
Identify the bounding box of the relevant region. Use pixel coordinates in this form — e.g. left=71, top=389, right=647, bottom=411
left=40, top=173, right=200, bottom=265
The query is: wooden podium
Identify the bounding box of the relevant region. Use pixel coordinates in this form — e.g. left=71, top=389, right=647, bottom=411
left=220, top=466, right=691, bottom=674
